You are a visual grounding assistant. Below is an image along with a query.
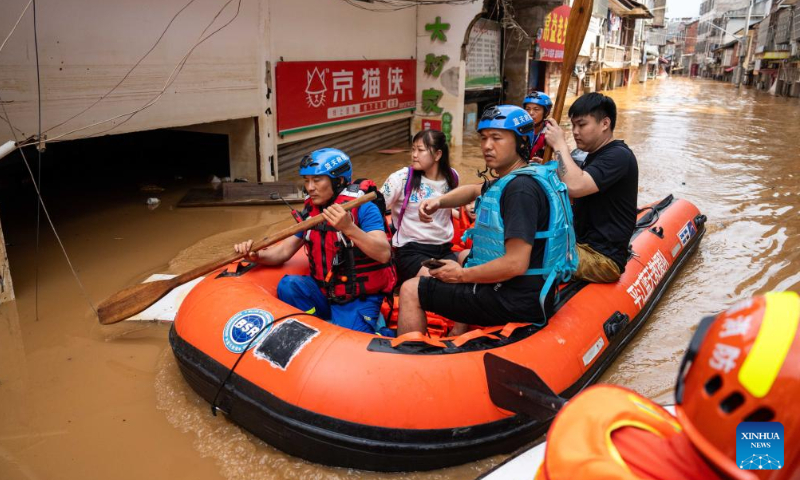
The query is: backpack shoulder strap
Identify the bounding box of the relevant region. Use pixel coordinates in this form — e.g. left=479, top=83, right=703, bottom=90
left=395, top=167, right=415, bottom=232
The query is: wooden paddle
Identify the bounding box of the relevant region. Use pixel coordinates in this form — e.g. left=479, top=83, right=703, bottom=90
left=542, top=0, right=594, bottom=163
left=97, top=192, right=377, bottom=325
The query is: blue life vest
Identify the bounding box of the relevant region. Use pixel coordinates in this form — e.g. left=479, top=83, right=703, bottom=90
left=463, top=163, right=578, bottom=323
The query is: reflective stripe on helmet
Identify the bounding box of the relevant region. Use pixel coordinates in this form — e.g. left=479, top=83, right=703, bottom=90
left=738, top=291, right=800, bottom=398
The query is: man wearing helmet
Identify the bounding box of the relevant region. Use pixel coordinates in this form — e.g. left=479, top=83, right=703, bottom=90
left=523, top=91, right=553, bottom=160
left=234, top=148, right=395, bottom=334
left=397, top=105, right=577, bottom=336
left=534, top=291, right=800, bottom=480
left=542, top=92, right=638, bottom=284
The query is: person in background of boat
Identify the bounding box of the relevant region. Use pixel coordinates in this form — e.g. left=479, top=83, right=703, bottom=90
left=542, top=92, right=638, bottom=284
left=397, top=105, right=577, bottom=337
left=451, top=200, right=476, bottom=254
left=381, top=129, right=459, bottom=285
left=523, top=91, right=553, bottom=161
left=233, top=148, right=395, bottom=335
left=534, top=291, right=800, bottom=480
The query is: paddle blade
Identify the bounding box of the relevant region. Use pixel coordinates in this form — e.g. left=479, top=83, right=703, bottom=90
left=484, top=353, right=567, bottom=422
left=98, top=278, right=177, bottom=325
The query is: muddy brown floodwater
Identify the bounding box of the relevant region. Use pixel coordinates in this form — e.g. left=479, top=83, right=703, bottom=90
left=1, top=77, right=799, bottom=479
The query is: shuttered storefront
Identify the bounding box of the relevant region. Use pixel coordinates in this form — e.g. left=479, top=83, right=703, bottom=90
left=277, top=117, right=410, bottom=180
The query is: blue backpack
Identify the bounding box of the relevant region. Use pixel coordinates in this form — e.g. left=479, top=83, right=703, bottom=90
left=463, top=163, right=579, bottom=324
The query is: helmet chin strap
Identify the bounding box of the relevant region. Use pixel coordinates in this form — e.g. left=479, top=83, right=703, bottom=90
left=321, top=178, right=347, bottom=207
left=534, top=112, right=551, bottom=131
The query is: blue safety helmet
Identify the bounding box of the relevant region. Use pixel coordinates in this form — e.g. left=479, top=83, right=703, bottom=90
left=477, top=105, right=535, bottom=158
left=523, top=91, right=553, bottom=114
left=298, top=148, right=352, bottom=184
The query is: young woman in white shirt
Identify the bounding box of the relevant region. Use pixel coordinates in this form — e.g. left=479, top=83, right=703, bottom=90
left=381, top=129, right=459, bottom=285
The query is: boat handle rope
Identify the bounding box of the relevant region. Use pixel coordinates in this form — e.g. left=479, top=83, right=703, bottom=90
left=211, top=312, right=319, bottom=417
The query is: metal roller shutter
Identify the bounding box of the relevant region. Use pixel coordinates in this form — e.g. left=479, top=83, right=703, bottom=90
left=277, top=118, right=411, bottom=180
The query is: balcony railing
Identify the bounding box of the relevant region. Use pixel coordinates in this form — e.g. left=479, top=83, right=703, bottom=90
left=604, top=44, right=626, bottom=68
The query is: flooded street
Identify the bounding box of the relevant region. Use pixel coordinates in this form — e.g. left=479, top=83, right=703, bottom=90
left=1, top=77, right=799, bottom=479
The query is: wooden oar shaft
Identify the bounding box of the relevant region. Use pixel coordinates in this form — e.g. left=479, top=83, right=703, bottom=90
left=172, top=191, right=376, bottom=283
left=542, top=0, right=594, bottom=163
left=98, top=192, right=376, bottom=324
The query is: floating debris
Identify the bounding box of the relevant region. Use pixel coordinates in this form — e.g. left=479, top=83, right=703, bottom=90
left=139, top=184, right=165, bottom=193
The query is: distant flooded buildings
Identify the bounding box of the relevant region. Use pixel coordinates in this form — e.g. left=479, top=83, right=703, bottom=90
left=666, top=0, right=800, bottom=97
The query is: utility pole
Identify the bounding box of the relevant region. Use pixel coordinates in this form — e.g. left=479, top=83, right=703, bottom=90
left=735, top=0, right=754, bottom=88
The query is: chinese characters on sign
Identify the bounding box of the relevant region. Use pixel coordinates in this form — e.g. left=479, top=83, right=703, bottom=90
left=538, top=5, right=570, bottom=63
left=466, top=18, right=502, bottom=89
left=625, top=250, right=669, bottom=309
left=425, top=16, right=450, bottom=42
left=420, top=16, right=448, bottom=136
left=424, top=54, right=449, bottom=78
left=422, top=89, right=443, bottom=114
left=276, top=60, right=416, bottom=134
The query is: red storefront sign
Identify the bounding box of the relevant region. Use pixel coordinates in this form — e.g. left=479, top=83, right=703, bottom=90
left=422, top=118, right=442, bottom=131
left=538, top=5, right=570, bottom=62
left=276, top=59, right=416, bottom=135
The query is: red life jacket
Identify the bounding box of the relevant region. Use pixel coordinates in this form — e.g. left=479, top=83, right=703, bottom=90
left=451, top=206, right=474, bottom=252
left=302, top=183, right=396, bottom=303
left=530, top=130, right=546, bottom=160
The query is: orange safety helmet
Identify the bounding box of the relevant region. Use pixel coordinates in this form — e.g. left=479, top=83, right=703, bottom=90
left=675, top=291, right=800, bottom=480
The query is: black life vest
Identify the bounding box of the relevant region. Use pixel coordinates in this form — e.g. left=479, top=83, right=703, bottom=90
left=302, top=181, right=396, bottom=303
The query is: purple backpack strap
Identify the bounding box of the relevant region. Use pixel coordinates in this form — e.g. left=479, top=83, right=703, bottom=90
left=395, top=167, right=458, bottom=232
left=395, top=166, right=414, bottom=232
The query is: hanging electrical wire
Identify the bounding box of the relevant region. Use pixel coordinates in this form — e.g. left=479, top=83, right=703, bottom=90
left=498, top=0, right=531, bottom=47
left=33, top=0, right=43, bottom=320
left=41, top=0, right=200, bottom=136
left=464, top=0, right=500, bottom=60
left=17, top=0, right=242, bottom=146
left=85, top=0, right=243, bottom=138
left=0, top=94, right=99, bottom=317
left=0, top=0, right=32, bottom=55
left=0, top=109, right=26, bottom=138
left=16, top=0, right=243, bottom=148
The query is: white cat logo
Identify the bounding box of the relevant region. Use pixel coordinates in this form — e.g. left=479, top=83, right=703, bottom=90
left=305, top=67, right=327, bottom=108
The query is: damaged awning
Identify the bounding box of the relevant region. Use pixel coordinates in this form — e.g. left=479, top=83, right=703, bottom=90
left=608, top=0, right=654, bottom=19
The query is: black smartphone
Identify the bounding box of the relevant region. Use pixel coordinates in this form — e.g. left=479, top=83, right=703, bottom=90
left=421, top=258, right=445, bottom=270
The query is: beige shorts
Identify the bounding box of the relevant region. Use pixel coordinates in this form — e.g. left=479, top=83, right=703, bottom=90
left=574, top=243, right=622, bottom=283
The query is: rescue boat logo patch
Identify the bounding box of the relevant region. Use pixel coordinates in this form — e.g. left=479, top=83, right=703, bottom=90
left=677, top=220, right=696, bottom=247
left=222, top=309, right=275, bottom=354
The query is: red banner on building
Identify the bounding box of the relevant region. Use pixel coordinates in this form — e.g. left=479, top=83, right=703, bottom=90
left=422, top=118, right=442, bottom=131
left=276, top=59, right=416, bottom=135
left=538, top=5, right=570, bottom=62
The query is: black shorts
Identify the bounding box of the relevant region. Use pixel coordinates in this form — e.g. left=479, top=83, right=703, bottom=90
left=418, top=277, right=546, bottom=326
left=395, top=242, right=457, bottom=286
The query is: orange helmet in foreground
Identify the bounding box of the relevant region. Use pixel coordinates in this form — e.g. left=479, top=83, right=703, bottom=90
left=675, top=291, right=800, bottom=480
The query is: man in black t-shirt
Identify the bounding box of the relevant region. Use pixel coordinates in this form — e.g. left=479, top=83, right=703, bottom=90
left=543, top=93, right=638, bottom=283
left=396, top=105, right=553, bottom=336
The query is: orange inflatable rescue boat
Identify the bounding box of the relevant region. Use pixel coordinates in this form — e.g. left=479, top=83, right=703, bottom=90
left=169, top=194, right=705, bottom=471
